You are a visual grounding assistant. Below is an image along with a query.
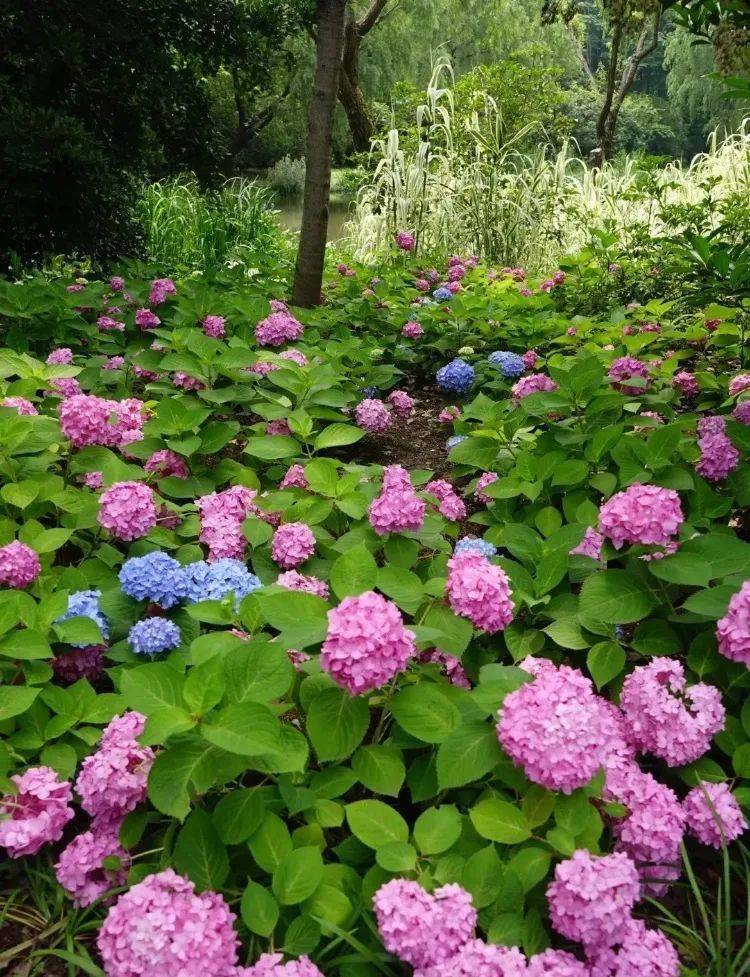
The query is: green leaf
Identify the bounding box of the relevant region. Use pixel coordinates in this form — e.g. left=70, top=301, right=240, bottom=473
left=683, top=585, right=740, bottom=619
left=330, top=546, right=378, bottom=599
left=314, top=424, right=365, bottom=450
left=376, top=842, right=418, bottom=872
left=147, top=738, right=219, bottom=819
left=346, top=800, right=409, bottom=848
left=508, top=846, right=552, bottom=892
left=470, top=797, right=531, bottom=844
left=273, top=847, right=324, bottom=905
left=422, top=605, right=474, bottom=655
left=254, top=589, right=329, bottom=647
left=307, top=687, right=370, bottom=761
left=248, top=812, right=293, bottom=872
left=377, top=566, right=425, bottom=614
left=202, top=702, right=281, bottom=756
left=224, top=641, right=294, bottom=703
left=213, top=788, right=266, bottom=844
left=120, top=663, right=185, bottom=715
left=462, top=845, right=504, bottom=908
left=0, top=685, right=39, bottom=720
left=587, top=641, right=626, bottom=689
left=413, top=805, right=462, bottom=854
left=245, top=435, right=300, bottom=460
left=437, top=721, right=503, bottom=789
left=733, top=744, right=750, bottom=778
left=390, top=684, right=460, bottom=743
left=0, top=629, right=51, bottom=660
left=54, top=616, right=103, bottom=646
left=173, top=808, right=229, bottom=891
left=183, top=657, right=225, bottom=715
left=352, top=745, right=405, bottom=796
left=241, top=881, right=279, bottom=937
left=580, top=570, right=656, bottom=624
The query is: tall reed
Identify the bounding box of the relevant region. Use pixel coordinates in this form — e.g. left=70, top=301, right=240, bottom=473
left=346, top=56, right=750, bottom=271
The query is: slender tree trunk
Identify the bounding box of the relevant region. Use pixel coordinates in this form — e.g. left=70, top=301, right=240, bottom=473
left=292, top=0, right=348, bottom=308
left=338, top=8, right=375, bottom=152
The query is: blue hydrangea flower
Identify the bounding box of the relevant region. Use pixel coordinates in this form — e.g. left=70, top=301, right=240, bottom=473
left=436, top=358, right=474, bottom=394
left=455, top=537, right=498, bottom=558
left=181, top=559, right=261, bottom=609
left=128, top=618, right=181, bottom=656
left=446, top=434, right=467, bottom=450
left=433, top=286, right=452, bottom=302
left=361, top=386, right=379, bottom=399
left=55, top=590, right=109, bottom=647
left=119, top=552, right=186, bottom=608
left=488, top=350, right=525, bottom=378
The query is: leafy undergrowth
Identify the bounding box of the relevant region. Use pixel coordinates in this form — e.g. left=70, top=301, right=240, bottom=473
left=0, top=254, right=749, bottom=977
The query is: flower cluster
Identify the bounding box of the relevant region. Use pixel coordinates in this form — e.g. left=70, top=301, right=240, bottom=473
left=474, top=471, right=498, bottom=502
left=419, top=649, right=471, bottom=689
left=255, top=310, right=304, bottom=346
left=98, top=481, right=158, bottom=540
left=608, top=357, right=650, bottom=394
left=280, top=463, right=309, bottom=489
left=672, top=371, right=698, bottom=397
left=682, top=781, right=746, bottom=848
left=202, top=314, right=226, bottom=338
left=2, top=395, right=38, bottom=415
left=695, top=415, right=739, bottom=482
left=369, top=465, right=426, bottom=535
left=180, top=558, right=261, bottom=607
left=128, top=617, right=182, bottom=656
left=425, top=479, right=466, bottom=521
left=570, top=527, right=604, bottom=560
left=598, top=483, right=683, bottom=550
left=355, top=398, right=392, bottom=432
left=512, top=373, right=558, bottom=400
left=271, top=522, right=316, bottom=568
left=75, top=711, right=154, bottom=821
left=238, top=953, right=325, bottom=976
left=454, top=537, right=497, bottom=559
left=321, top=591, right=416, bottom=694
left=119, top=552, right=185, bottom=607
left=59, top=394, right=147, bottom=449
left=197, top=485, right=259, bottom=561
left=387, top=389, right=415, bottom=419
left=52, top=644, right=106, bottom=683
left=436, top=358, right=474, bottom=394
left=0, top=540, right=41, bottom=589
left=717, top=580, right=750, bottom=666
left=446, top=550, right=514, bottom=633
left=402, top=320, right=423, bottom=339
left=136, top=308, right=161, bottom=330
left=55, top=822, right=129, bottom=906
left=0, top=766, right=74, bottom=858
left=277, top=569, right=329, bottom=599
left=149, top=278, right=176, bottom=305
left=488, top=350, right=525, bottom=377
left=145, top=449, right=189, bottom=479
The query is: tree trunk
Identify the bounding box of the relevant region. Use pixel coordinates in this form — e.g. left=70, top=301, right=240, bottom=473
left=338, top=8, right=375, bottom=152
left=292, top=0, right=348, bottom=308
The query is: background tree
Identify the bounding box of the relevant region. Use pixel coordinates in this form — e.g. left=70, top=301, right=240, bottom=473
left=337, top=0, right=393, bottom=151
left=292, top=0, right=349, bottom=306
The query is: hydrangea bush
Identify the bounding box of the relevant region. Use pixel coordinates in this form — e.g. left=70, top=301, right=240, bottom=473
left=0, top=256, right=748, bottom=976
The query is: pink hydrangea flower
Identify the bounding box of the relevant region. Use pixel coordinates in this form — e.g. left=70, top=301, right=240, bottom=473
left=587, top=919, right=679, bottom=977
left=570, top=527, right=604, bottom=560
left=276, top=570, right=329, bottom=600
left=683, top=782, right=746, bottom=848
left=97, top=868, right=238, bottom=977
left=608, top=357, right=650, bottom=394
left=97, top=315, right=124, bottom=332
left=512, top=374, right=558, bottom=400
left=2, top=396, right=38, bottom=415
left=355, top=398, right=391, bottom=433
left=733, top=401, right=750, bottom=424
left=402, top=321, right=424, bottom=338
left=369, top=465, right=426, bottom=535
left=415, top=279, right=430, bottom=292
left=0, top=541, right=41, bottom=589
left=373, top=879, right=476, bottom=970
left=145, top=449, right=189, bottom=480
left=52, top=644, right=106, bottom=683
left=321, top=591, right=416, bottom=694
left=0, top=766, right=74, bottom=858
left=266, top=418, right=292, bottom=437
left=439, top=406, right=461, bottom=423
left=522, top=350, right=539, bottom=369
left=149, top=278, right=177, bottom=305
left=55, top=823, right=129, bottom=906
left=173, top=372, right=205, bottom=390
left=103, top=356, right=126, bottom=371
left=446, top=550, right=514, bottom=633
left=672, top=371, right=698, bottom=397
left=136, top=308, right=161, bottom=330
left=426, top=479, right=467, bottom=521
left=67, top=283, right=85, bottom=293
left=717, top=580, right=750, bottom=666
left=619, top=658, right=724, bottom=766
left=474, top=471, right=499, bottom=503
left=547, top=850, right=640, bottom=952
left=75, top=713, right=155, bottom=819
left=280, top=464, right=309, bottom=490
left=46, top=347, right=73, bottom=365
left=271, top=522, right=315, bottom=569
left=498, top=660, right=613, bottom=793
left=255, top=311, right=304, bottom=347
left=416, top=940, right=528, bottom=977
left=197, top=486, right=259, bottom=561
left=202, top=315, right=226, bottom=338
left=98, top=481, right=157, bottom=540
left=387, top=389, right=414, bottom=419
left=279, top=349, right=308, bottom=367
left=110, top=276, right=125, bottom=291
left=49, top=376, right=82, bottom=398
left=237, top=953, right=324, bottom=977
left=396, top=231, right=415, bottom=251
left=418, top=649, right=470, bottom=689
left=83, top=472, right=103, bottom=489
left=59, top=394, right=147, bottom=450
left=695, top=415, right=739, bottom=482
left=598, top=484, right=683, bottom=550
left=729, top=374, right=750, bottom=396
left=448, top=264, right=466, bottom=281
left=447, top=280, right=462, bottom=294
left=526, top=949, right=590, bottom=976
left=245, top=361, right=280, bottom=376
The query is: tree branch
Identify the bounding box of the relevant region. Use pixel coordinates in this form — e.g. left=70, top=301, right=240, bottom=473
left=357, top=0, right=391, bottom=36
left=613, top=10, right=661, bottom=112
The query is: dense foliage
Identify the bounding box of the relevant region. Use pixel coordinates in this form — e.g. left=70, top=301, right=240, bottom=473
left=0, top=240, right=749, bottom=975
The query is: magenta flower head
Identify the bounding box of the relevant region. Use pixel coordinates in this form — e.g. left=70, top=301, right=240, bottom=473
left=53, top=644, right=106, bottom=683
left=202, top=314, right=226, bottom=338
left=733, top=401, right=750, bottom=424
left=280, top=463, right=309, bottom=490
left=683, top=781, right=746, bottom=848
left=474, top=471, right=499, bottom=503
left=672, top=371, right=698, bottom=397
left=373, top=879, right=476, bottom=970
left=512, top=373, right=558, bottom=401
left=355, top=398, right=392, bottom=433
left=425, top=479, right=466, bottom=521
left=402, top=320, right=424, bottom=339
left=729, top=373, right=750, bottom=397
left=717, top=580, right=750, bottom=666
left=608, top=357, right=650, bottom=395
left=418, top=649, right=470, bottom=689
left=526, top=949, right=589, bottom=976
left=446, top=550, right=514, bottom=633
left=55, top=823, right=129, bottom=906
left=695, top=415, right=739, bottom=482
left=97, top=315, right=124, bottom=332
left=279, top=348, right=308, bottom=367
left=416, top=940, right=528, bottom=977
left=135, top=308, right=161, bottom=330
left=587, top=918, right=679, bottom=977
left=98, top=481, right=157, bottom=540
left=396, top=230, right=415, bottom=252
left=597, top=483, right=683, bottom=549
left=619, top=657, right=724, bottom=766
left=369, top=465, right=426, bottom=535
left=387, top=389, right=415, bottom=419
left=97, top=868, right=239, bottom=977
left=570, top=527, right=603, bottom=560
left=2, top=396, right=38, bottom=415
left=277, top=570, right=330, bottom=600
left=46, top=347, right=73, bottom=365
left=236, top=953, right=324, bottom=976
left=75, top=712, right=155, bottom=819
left=0, top=766, right=74, bottom=858
left=255, top=310, right=304, bottom=347
left=271, top=522, right=315, bottom=569
left=321, top=591, right=416, bottom=694
left=145, top=449, right=189, bottom=480
left=547, top=850, right=640, bottom=953
left=148, top=278, right=177, bottom=306
left=498, top=660, right=612, bottom=793
left=0, top=541, right=41, bottom=589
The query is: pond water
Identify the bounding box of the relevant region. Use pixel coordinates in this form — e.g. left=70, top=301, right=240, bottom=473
left=266, top=190, right=355, bottom=242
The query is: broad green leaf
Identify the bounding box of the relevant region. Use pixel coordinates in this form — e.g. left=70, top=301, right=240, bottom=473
left=346, top=800, right=408, bottom=848
left=330, top=546, right=378, bottom=599
left=202, top=702, right=281, bottom=756
left=272, top=846, right=324, bottom=905
left=352, top=745, right=405, bottom=797
left=413, top=805, right=462, bottom=854
left=390, top=685, right=460, bottom=744
left=437, top=721, right=503, bottom=788
left=470, top=797, right=531, bottom=844
left=307, top=687, right=370, bottom=761
left=213, top=788, right=266, bottom=844
left=580, top=570, right=656, bottom=624
left=241, top=881, right=279, bottom=937
left=173, top=808, right=229, bottom=891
